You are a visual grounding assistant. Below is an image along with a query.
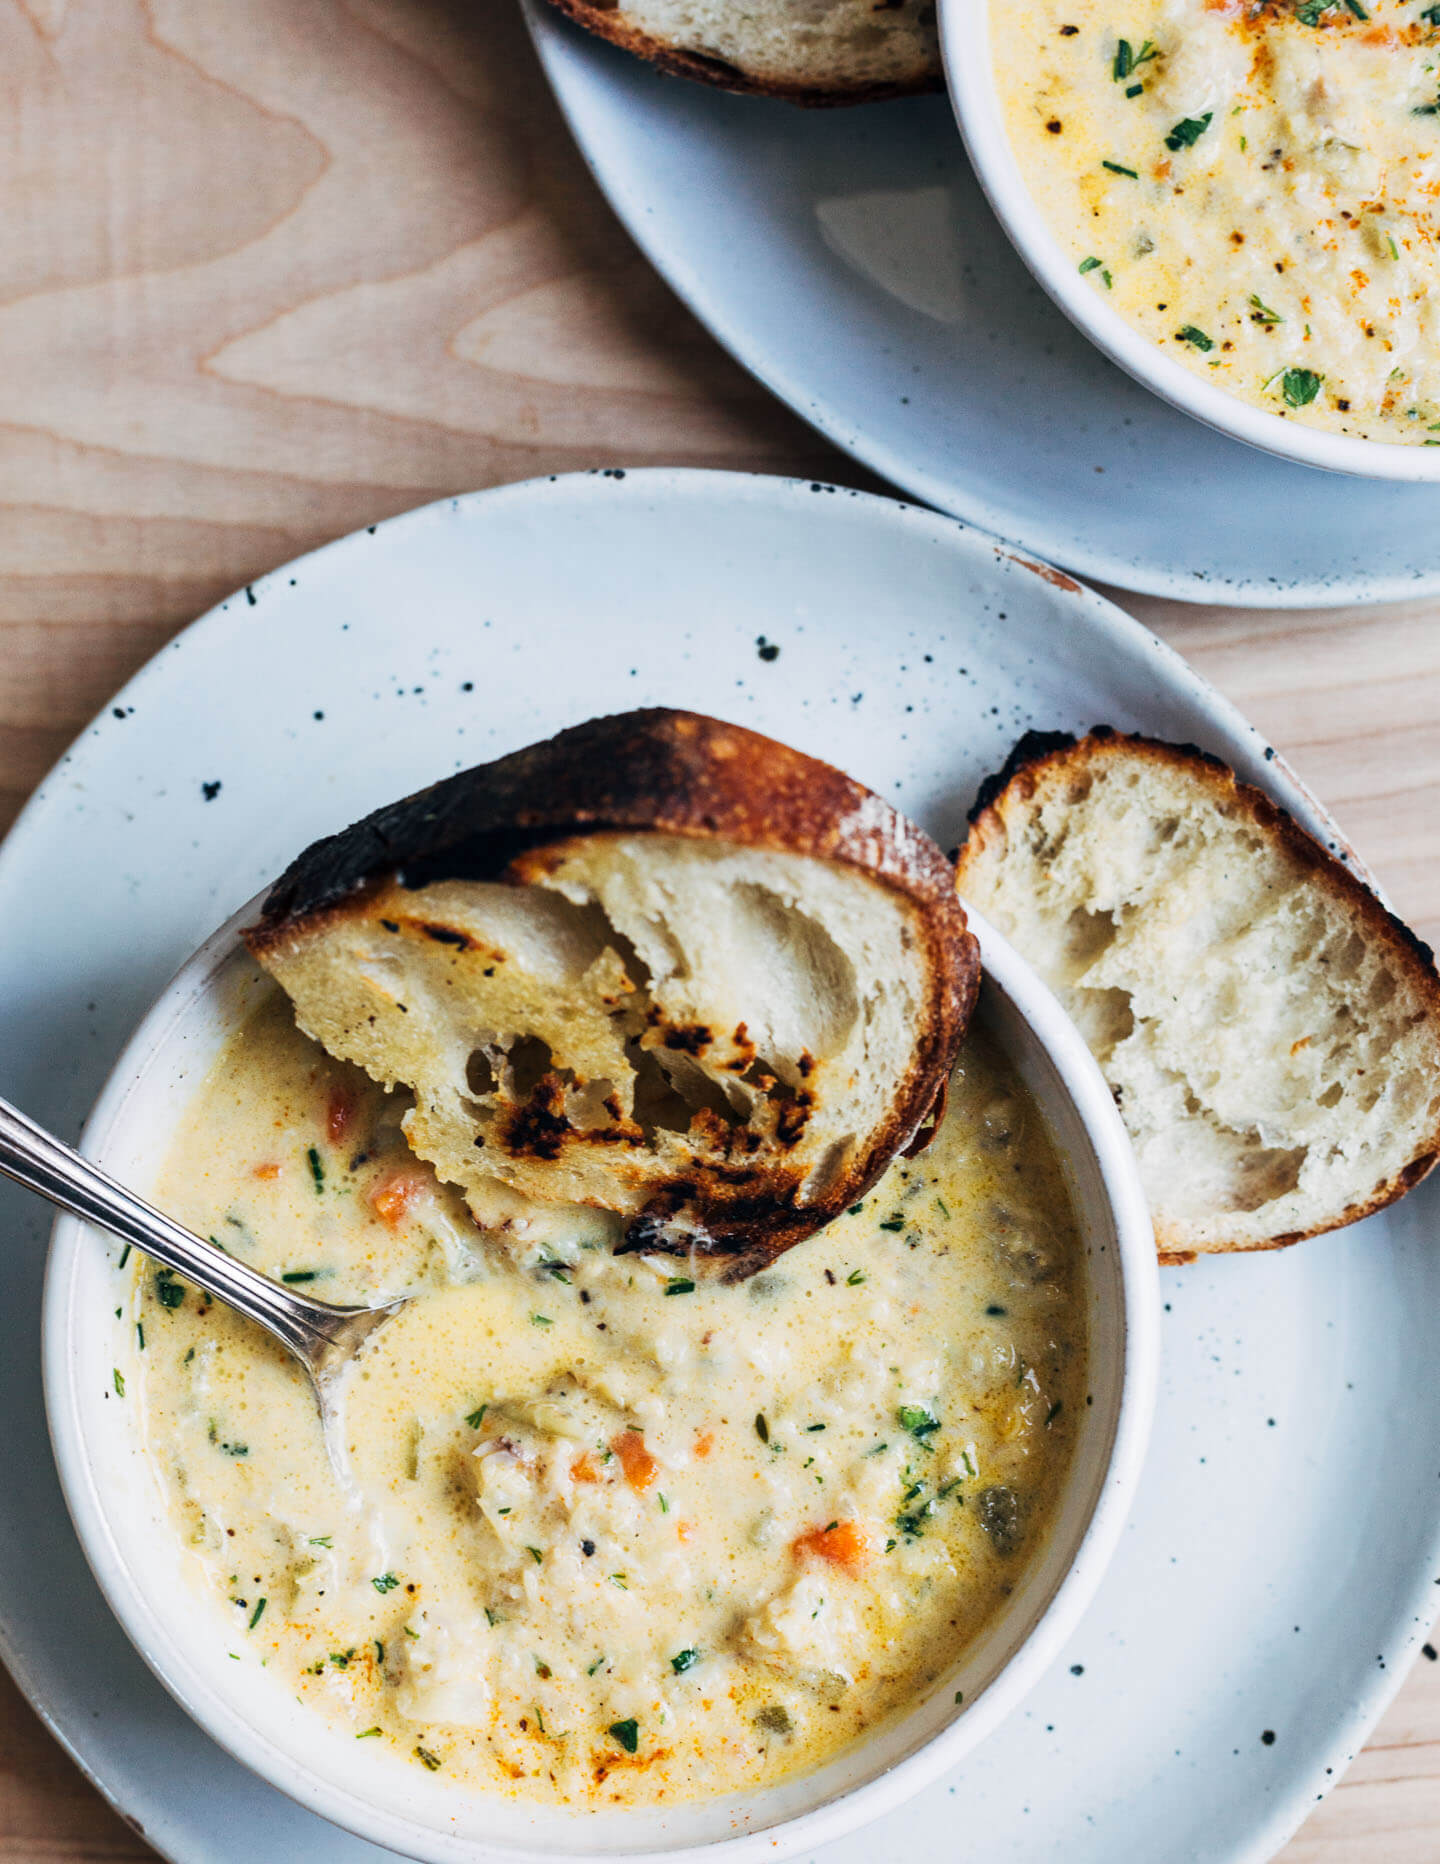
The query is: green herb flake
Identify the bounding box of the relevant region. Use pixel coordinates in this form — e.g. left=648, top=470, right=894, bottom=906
left=658, top=1493, right=670, bottom=1514
left=878, top=1214, right=906, bottom=1232
left=846, top=1268, right=866, bottom=1286
left=248, top=1598, right=267, bottom=1630
left=899, top=1404, right=941, bottom=1441
left=1177, top=325, right=1215, bottom=351
left=665, top=1278, right=696, bottom=1296
left=609, top=1573, right=629, bottom=1590
left=118, top=1243, right=132, bottom=1269
left=307, top=1145, right=324, bottom=1193
left=587, top=1655, right=606, bottom=1676
left=281, top=1269, right=318, bottom=1284
left=528, top=1546, right=544, bottom=1565
left=375, top=1639, right=385, bottom=1662
left=1126, top=81, right=1145, bottom=97
left=847, top=1202, right=866, bottom=1216
left=309, top=1535, right=333, bottom=1548
left=1165, top=112, right=1213, bottom=151
left=1249, top=293, right=1284, bottom=325
left=530, top=1313, right=553, bottom=1328
left=112, top=1368, right=125, bottom=1397
left=1112, top=36, right=1157, bottom=80
left=136, top=1322, right=145, bottom=1351
left=1103, top=160, right=1140, bottom=178
left=357, top=1727, right=382, bottom=1739
left=608, top=1718, right=640, bottom=1754
left=1046, top=1401, right=1065, bottom=1426
left=372, top=1572, right=400, bottom=1594
left=1281, top=367, right=1323, bottom=406
left=465, top=1403, right=488, bottom=1430
left=155, top=1269, right=186, bottom=1309
left=414, top=1745, right=442, bottom=1772
left=671, top=1648, right=700, bottom=1674
left=806, top=1422, right=827, bottom=1432
left=754, top=1413, right=770, bottom=1444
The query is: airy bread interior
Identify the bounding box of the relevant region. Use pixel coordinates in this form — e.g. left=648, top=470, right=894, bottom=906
left=546, top=0, right=940, bottom=102
left=256, top=831, right=941, bottom=1270
left=957, top=733, right=1440, bottom=1259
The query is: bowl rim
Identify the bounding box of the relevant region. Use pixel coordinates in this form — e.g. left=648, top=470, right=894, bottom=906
left=938, top=0, right=1440, bottom=486
left=42, top=898, right=1159, bottom=1864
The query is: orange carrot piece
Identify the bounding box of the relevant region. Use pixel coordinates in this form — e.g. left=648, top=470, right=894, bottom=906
left=611, top=1430, right=658, bottom=1493
left=253, top=1162, right=280, bottom=1181
left=572, top=1452, right=604, bottom=1484
left=693, top=1431, right=715, bottom=1461
left=792, top=1520, right=872, bottom=1571
left=367, top=1168, right=426, bottom=1226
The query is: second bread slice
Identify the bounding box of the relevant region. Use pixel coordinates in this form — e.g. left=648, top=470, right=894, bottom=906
left=956, top=729, right=1440, bottom=1262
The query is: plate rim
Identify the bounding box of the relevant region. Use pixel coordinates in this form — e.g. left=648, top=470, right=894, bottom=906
left=0, top=466, right=1433, bottom=1864
left=521, top=1, right=1440, bottom=610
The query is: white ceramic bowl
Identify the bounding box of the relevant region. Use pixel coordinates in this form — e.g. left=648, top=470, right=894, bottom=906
left=43, top=899, right=1158, bottom=1863
left=940, top=0, right=1440, bottom=484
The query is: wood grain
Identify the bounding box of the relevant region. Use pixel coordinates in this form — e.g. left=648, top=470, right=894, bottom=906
left=0, top=2, right=1437, bottom=1859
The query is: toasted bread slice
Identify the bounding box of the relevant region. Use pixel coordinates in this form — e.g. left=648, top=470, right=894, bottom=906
left=245, top=709, right=977, bottom=1277
left=542, top=0, right=942, bottom=107
left=956, top=729, right=1440, bottom=1263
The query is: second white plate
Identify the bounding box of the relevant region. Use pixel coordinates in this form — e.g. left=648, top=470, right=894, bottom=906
left=525, top=7, right=1440, bottom=607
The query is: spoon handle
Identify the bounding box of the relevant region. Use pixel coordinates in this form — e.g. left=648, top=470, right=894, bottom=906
left=0, top=1091, right=346, bottom=1363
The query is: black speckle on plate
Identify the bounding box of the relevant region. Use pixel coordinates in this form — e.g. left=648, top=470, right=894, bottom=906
left=201, top=781, right=222, bottom=802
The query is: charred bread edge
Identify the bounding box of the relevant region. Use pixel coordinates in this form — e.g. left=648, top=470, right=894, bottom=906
left=958, top=725, right=1440, bottom=1257
left=244, top=709, right=980, bottom=1276
left=540, top=0, right=943, bottom=106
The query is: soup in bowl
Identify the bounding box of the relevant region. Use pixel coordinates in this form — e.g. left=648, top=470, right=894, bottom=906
left=44, top=903, right=1156, bottom=1862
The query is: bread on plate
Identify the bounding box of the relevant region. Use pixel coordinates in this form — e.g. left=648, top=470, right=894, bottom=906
left=246, top=708, right=978, bottom=1278
left=540, top=0, right=942, bottom=106
left=956, top=728, right=1440, bottom=1264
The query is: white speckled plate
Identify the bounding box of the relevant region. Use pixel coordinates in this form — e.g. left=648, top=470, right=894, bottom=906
left=2, top=471, right=1437, bottom=1864
left=522, top=6, right=1440, bottom=608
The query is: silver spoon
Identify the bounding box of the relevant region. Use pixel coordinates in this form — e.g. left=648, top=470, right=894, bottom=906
left=0, top=1093, right=406, bottom=1438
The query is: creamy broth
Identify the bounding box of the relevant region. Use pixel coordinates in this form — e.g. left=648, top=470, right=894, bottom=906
left=131, top=990, right=1085, bottom=1806
left=997, top=1, right=1440, bottom=443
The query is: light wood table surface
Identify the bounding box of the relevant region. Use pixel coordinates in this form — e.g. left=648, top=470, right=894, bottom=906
left=1, top=2, right=1438, bottom=1858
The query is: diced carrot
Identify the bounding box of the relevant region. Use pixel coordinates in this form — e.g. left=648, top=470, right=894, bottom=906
left=693, top=1431, right=714, bottom=1461
left=792, top=1520, right=872, bottom=1571
left=611, top=1429, right=658, bottom=1493
left=253, top=1162, right=281, bottom=1181
left=367, top=1168, right=427, bottom=1226
left=676, top=1520, right=696, bottom=1543
left=572, top=1452, right=604, bottom=1484
left=326, top=1085, right=358, bottom=1147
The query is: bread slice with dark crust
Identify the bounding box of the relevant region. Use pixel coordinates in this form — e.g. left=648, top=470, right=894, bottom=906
left=246, top=709, right=978, bottom=1278
left=541, top=0, right=942, bottom=107
left=957, top=728, right=1440, bottom=1264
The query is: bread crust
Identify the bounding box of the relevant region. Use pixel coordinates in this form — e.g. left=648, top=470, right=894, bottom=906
left=540, top=0, right=943, bottom=106
left=959, top=726, right=1440, bottom=1258
left=246, top=709, right=979, bottom=1275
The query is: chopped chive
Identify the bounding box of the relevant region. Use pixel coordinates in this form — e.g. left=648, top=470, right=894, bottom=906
left=112, top=1368, right=125, bottom=1396
left=1177, top=325, right=1215, bottom=351
left=847, top=1269, right=866, bottom=1285
left=249, top=1598, right=266, bottom=1629
left=281, top=1269, right=319, bottom=1284
left=466, top=1403, right=488, bottom=1430
left=665, top=1278, right=696, bottom=1296
left=1249, top=293, right=1284, bottom=325
left=309, top=1535, right=333, bottom=1548
left=609, top=1573, right=628, bottom=1589
left=670, top=1648, right=700, bottom=1674
left=118, top=1244, right=132, bottom=1269
left=528, top=1546, right=544, bottom=1564
left=588, top=1655, right=606, bottom=1675
left=307, top=1146, right=324, bottom=1193
left=357, top=1727, right=382, bottom=1739
left=1102, top=160, right=1139, bottom=178
left=530, top=1313, right=552, bottom=1328
left=136, top=1322, right=145, bottom=1351
left=754, top=1413, right=770, bottom=1444
left=414, top=1745, right=442, bottom=1771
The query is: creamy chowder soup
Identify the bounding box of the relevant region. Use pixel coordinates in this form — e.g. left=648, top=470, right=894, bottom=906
left=129, top=989, right=1085, bottom=1807
left=997, top=1, right=1440, bottom=442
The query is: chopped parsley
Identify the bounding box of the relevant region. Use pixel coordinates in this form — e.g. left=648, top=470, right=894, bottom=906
left=899, top=1404, right=941, bottom=1441
left=608, top=1718, right=640, bottom=1753
left=1165, top=113, right=1213, bottom=151
left=1079, top=256, right=1103, bottom=275
left=372, top=1572, right=400, bottom=1594
left=1176, top=325, right=1215, bottom=351
left=671, top=1648, right=700, bottom=1674
left=1112, top=37, right=1157, bottom=81
left=155, top=1268, right=186, bottom=1309
left=1282, top=367, right=1323, bottom=406
left=1249, top=293, right=1284, bottom=325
